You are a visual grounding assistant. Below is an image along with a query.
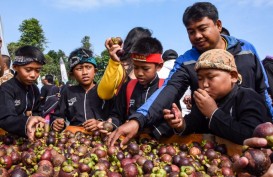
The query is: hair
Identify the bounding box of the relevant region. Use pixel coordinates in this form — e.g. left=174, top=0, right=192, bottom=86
left=15, top=45, right=46, bottom=64
left=221, top=27, right=230, bottom=36
left=2, top=55, right=11, bottom=69
left=68, top=48, right=93, bottom=60
left=120, top=27, right=152, bottom=61
left=130, top=37, right=163, bottom=55
left=183, top=2, right=219, bottom=27
left=45, top=74, right=54, bottom=84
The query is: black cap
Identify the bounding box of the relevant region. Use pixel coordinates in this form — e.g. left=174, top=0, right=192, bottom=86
left=162, top=49, right=178, bottom=61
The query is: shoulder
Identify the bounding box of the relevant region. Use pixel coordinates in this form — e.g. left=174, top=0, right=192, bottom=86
left=177, top=48, right=200, bottom=65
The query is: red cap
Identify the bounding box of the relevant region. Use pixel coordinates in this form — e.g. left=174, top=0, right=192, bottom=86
left=131, top=53, right=163, bottom=64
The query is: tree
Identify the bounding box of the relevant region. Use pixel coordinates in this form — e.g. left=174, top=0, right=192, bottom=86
left=94, top=49, right=110, bottom=82
left=81, top=36, right=92, bottom=50
left=18, top=18, right=47, bottom=51
left=7, top=42, right=20, bottom=60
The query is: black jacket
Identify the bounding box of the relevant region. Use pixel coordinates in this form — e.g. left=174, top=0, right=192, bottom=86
left=181, top=85, right=272, bottom=145
left=0, top=77, right=41, bottom=137
left=111, top=76, right=179, bottom=139
left=51, top=85, right=113, bottom=126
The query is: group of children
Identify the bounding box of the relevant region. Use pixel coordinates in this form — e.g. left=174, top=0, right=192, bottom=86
left=0, top=2, right=272, bottom=146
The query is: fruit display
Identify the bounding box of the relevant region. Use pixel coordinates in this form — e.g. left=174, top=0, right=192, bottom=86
left=0, top=122, right=272, bottom=177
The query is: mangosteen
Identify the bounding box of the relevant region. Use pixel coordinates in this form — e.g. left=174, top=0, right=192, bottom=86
left=252, top=122, right=273, bottom=138
left=243, top=148, right=271, bottom=176
left=143, top=160, right=154, bottom=174
left=127, top=142, right=139, bottom=155
left=10, top=167, right=28, bottom=177
left=103, top=121, right=114, bottom=132
left=214, top=144, right=227, bottom=155
left=122, top=163, right=138, bottom=177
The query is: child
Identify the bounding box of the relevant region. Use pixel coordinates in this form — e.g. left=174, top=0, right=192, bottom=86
left=163, top=49, right=272, bottom=145
left=0, top=45, right=46, bottom=140
left=102, top=37, right=176, bottom=139
left=51, top=48, right=113, bottom=132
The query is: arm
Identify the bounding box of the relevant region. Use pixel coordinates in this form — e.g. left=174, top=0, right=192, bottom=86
left=97, top=38, right=126, bottom=100
left=97, top=58, right=125, bottom=100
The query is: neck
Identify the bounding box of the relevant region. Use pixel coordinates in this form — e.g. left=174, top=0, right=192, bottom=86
left=82, top=82, right=95, bottom=92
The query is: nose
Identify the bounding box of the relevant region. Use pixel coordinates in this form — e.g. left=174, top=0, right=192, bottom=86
left=29, top=70, right=37, bottom=78
left=202, top=78, right=209, bottom=88
left=82, top=67, right=88, bottom=74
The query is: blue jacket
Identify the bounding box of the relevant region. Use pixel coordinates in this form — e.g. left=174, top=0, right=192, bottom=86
left=129, top=35, right=272, bottom=129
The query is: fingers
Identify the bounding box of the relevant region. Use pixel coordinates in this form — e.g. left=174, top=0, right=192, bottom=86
left=233, top=157, right=249, bottom=174
left=243, top=137, right=268, bottom=148
left=108, top=129, right=120, bottom=147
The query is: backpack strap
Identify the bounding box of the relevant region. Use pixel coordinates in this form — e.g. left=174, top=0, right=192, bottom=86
left=126, top=79, right=138, bottom=115
left=126, top=78, right=165, bottom=115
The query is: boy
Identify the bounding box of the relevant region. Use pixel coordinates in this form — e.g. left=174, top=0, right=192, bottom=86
left=0, top=45, right=46, bottom=140
left=103, top=37, right=175, bottom=139
left=107, top=2, right=272, bottom=146
left=163, top=49, right=271, bottom=145
left=51, top=48, right=113, bottom=132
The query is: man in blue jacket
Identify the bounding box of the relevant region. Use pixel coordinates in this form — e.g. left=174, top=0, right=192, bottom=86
left=108, top=2, right=273, bottom=146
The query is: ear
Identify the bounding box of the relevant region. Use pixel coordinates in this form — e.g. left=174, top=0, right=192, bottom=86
left=12, top=65, right=18, bottom=72
left=94, top=68, right=98, bottom=74
left=156, top=63, right=163, bottom=72
left=230, top=71, right=239, bottom=83
left=216, top=19, right=222, bottom=33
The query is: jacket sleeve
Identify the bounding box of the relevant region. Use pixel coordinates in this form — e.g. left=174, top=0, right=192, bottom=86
left=129, top=63, right=191, bottom=130
left=209, top=89, right=271, bottom=145
left=108, top=83, right=128, bottom=127
left=97, top=58, right=125, bottom=100
left=0, top=89, right=28, bottom=137
left=50, top=89, right=68, bottom=125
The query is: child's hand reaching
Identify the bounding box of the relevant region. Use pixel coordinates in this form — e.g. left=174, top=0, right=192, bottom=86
left=82, top=119, right=100, bottom=132
left=98, top=118, right=114, bottom=135
left=52, top=118, right=65, bottom=132
left=163, top=103, right=185, bottom=132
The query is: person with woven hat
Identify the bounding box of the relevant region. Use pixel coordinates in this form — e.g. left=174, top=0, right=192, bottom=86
left=0, top=45, right=46, bottom=140
left=163, top=49, right=271, bottom=145
left=51, top=48, right=114, bottom=133
left=100, top=37, right=176, bottom=139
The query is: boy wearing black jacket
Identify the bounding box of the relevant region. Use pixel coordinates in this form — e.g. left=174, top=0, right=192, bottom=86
left=101, top=37, right=176, bottom=139
left=51, top=48, right=113, bottom=132
left=163, top=49, right=271, bottom=145
left=0, top=46, right=46, bottom=140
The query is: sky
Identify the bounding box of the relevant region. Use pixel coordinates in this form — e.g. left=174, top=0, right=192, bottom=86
left=1, top=0, right=273, bottom=59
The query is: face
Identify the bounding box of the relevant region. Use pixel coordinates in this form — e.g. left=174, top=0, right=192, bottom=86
left=72, top=63, right=97, bottom=88
left=13, top=62, right=43, bottom=86
left=186, top=17, right=223, bottom=52
left=197, top=69, right=238, bottom=100
left=133, top=60, right=162, bottom=86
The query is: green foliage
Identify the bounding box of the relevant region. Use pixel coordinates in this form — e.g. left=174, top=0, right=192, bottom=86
left=18, top=18, right=47, bottom=51
left=7, top=42, right=20, bottom=60
left=94, top=49, right=110, bottom=83
left=81, top=36, right=92, bottom=50
left=41, top=50, right=68, bottom=82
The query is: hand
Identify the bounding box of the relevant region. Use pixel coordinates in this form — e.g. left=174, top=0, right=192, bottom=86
left=193, top=89, right=218, bottom=118
left=233, top=137, right=272, bottom=176
left=98, top=118, right=113, bottom=135
left=105, top=38, right=123, bottom=62
left=183, top=95, right=192, bottom=110
left=52, top=118, right=65, bottom=132
left=82, top=119, right=100, bottom=132
left=163, top=103, right=184, bottom=131
left=26, top=116, right=46, bottom=141
left=107, top=119, right=139, bottom=147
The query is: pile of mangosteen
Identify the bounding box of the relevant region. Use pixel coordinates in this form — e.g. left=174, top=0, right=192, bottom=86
left=0, top=122, right=272, bottom=176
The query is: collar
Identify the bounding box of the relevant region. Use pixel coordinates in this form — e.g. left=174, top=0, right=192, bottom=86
left=216, top=84, right=239, bottom=107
